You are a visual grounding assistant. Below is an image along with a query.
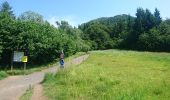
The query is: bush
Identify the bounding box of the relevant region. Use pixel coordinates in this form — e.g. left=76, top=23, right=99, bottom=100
left=0, top=71, right=8, bottom=80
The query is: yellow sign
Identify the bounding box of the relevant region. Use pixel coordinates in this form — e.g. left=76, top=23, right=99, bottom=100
left=22, top=56, right=28, bottom=62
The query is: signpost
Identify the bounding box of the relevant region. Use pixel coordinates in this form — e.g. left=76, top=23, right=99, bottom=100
left=12, top=51, right=28, bottom=73
left=13, top=51, right=24, bottom=62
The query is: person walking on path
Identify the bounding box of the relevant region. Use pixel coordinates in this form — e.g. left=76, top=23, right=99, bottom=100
left=60, top=50, right=64, bottom=68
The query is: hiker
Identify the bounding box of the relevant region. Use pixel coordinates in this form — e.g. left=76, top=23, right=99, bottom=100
left=60, top=50, right=64, bottom=68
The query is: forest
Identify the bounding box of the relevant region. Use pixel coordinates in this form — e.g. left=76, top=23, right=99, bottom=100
left=1, top=1, right=170, bottom=68
left=79, top=8, right=170, bottom=51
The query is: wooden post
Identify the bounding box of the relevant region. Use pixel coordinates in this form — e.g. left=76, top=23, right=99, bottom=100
left=11, top=61, right=13, bottom=71
left=24, top=62, right=26, bottom=74
left=11, top=51, right=13, bottom=72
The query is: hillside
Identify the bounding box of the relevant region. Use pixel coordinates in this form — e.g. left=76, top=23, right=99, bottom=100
left=84, top=14, right=135, bottom=27
left=79, top=14, right=135, bottom=50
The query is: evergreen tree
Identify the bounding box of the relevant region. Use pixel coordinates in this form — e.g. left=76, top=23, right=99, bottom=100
left=154, top=8, right=162, bottom=26
left=0, top=1, right=15, bottom=19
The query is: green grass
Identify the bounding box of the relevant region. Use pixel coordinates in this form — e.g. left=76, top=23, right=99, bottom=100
left=20, top=86, right=33, bottom=100
left=6, top=65, right=53, bottom=75
left=65, top=52, right=88, bottom=62
left=43, top=50, right=170, bottom=100
left=0, top=71, right=8, bottom=80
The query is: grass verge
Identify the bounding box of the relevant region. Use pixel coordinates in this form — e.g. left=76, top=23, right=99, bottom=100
left=20, top=86, right=33, bottom=100
left=0, top=71, right=8, bottom=80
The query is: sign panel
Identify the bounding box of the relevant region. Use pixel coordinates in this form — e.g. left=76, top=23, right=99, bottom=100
left=13, top=51, right=24, bottom=62
left=22, top=56, right=28, bottom=62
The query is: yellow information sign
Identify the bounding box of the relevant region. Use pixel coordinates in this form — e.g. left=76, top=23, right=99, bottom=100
left=22, top=56, right=28, bottom=62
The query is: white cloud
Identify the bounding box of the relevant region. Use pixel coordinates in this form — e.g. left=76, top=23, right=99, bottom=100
left=47, top=15, right=79, bottom=27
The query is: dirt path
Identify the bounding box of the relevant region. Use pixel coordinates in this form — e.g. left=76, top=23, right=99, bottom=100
left=0, top=55, right=89, bottom=100
left=31, top=84, right=48, bottom=100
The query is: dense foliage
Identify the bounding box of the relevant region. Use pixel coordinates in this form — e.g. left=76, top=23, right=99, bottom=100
left=1, top=1, right=170, bottom=68
left=0, top=1, right=89, bottom=68
left=79, top=14, right=135, bottom=50
left=79, top=8, right=170, bottom=52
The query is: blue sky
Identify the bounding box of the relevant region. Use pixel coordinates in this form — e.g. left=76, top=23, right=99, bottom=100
left=0, top=0, right=170, bottom=27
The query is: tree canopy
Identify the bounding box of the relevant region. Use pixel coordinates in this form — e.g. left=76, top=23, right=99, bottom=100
left=18, top=11, right=44, bottom=23
left=0, top=1, right=89, bottom=68
left=79, top=8, right=169, bottom=52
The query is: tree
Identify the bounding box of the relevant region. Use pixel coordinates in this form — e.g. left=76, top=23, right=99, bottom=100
left=138, top=28, right=161, bottom=51
left=18, top=11, right=44, bottom=23
left=56, top=20, right=72, bottom=30
left=126, top=8, right=161, bottom=49
left=145, top=9, right=155, bottom=31
left=154, top=8, right=162, bottom=26
left=83, top=23, right=112, bottom=49
left=0, top=1, right=15, bottom=19
left=0, top=1, right=16, bottom=66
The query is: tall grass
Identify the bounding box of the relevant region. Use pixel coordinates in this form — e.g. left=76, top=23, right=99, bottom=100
left=43, top=50, right=170, bottom=100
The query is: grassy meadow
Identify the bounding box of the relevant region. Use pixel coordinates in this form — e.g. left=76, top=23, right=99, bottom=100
left=43, top=50, right=170, bottom=100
